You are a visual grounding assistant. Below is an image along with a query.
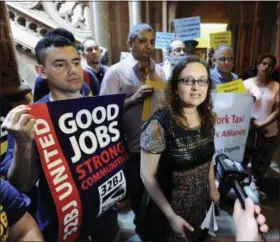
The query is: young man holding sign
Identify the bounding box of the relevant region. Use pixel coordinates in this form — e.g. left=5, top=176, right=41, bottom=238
left=33, top=28, right=100, bottom=102
left=2, top=35, right=119, bottom=241
left=100, top=23, right=166, bottom=226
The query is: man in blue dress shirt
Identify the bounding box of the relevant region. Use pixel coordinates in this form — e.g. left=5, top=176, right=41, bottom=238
left=210, top=44, right=238, bottom=89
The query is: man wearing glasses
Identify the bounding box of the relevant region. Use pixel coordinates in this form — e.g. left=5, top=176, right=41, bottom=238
left=162, top=39, right=187, bottom=80
left=210, top=44, right=238, bottom=88
left=167, top=39, right=187, bottom=57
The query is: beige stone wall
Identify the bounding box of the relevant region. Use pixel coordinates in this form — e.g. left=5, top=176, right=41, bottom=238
left=16, top=49, right=37, bottom=91
left=0, top=1, right=21, bottom=90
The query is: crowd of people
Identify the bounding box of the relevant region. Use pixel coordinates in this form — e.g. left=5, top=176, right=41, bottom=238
left=1, top=21, right=278, bottom=241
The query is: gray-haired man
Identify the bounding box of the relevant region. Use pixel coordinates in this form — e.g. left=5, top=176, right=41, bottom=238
left=100, top=23, right=166, bottom=225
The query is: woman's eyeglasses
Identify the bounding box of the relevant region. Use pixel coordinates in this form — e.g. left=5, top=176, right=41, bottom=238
left=178, top=78, right=209, bottom=86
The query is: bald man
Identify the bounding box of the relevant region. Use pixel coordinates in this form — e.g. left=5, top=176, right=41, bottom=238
left=167, top=39, right=186, bottom=57
left=210, top=44, right=238, bottom=88
left=162, top=39, right=187, bottom=80
left=80, top=38, right=109, bottom=83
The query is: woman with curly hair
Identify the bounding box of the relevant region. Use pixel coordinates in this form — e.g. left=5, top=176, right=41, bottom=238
left=138, top=56, right=220, bottom=241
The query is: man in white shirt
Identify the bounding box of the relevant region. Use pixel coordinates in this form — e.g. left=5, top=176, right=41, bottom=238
left=100, top=23, right=166, bottom=226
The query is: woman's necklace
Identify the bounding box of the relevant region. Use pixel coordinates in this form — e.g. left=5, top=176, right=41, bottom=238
left=254, top=78, right=268, bottom=96
left=259, top=86, right=265, bottom=95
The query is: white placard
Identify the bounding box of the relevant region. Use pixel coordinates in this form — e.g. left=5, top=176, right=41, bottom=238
left=174, top=16, right=201, bottom=40
left=213, top=93, right=254, bottom=162
left=155, top=32, right=175, bottom=52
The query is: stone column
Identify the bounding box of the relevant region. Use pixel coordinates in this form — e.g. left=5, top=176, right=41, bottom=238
left=227, top=23, right=239, bottom=53
left=144, top=1, right=150, bottom=24
left=162, top=1, right=167, bottom=32
left=150, top=2, right=162, bottom=62
left=237, top=23, right=249, bottom=74
left=275, top=2, right=280, bottom=64
left=274, top=3, right=280, bottom=165
left=0, top=1, right=22, bottom=94
left=0, top=1, right=32, bottom=103
left=89, top=1, right=111, bottom=63
left=259, top=2, right=276, bottom=54
left=249, top=2, right=263, bottom=65
left=107, top=2, right=129, bottom=64
left=236, top=2, right=252, bottom=75
left=129, top=1, right=142, bottom=29
left=227, top=2, right=241, bottom=73
left=168, top=1, right=177, bottom=32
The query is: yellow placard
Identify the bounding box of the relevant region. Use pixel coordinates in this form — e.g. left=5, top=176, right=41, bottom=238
left=216, top=79, right=247, bottom=93
left=209, top=31, right=232, bottom=49
left=142, top=80, right=167, bottom=121
left=0, top=140, right=8, bottom=156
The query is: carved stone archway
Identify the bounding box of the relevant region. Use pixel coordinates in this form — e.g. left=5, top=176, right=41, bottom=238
left=42, top=1, right=93, bottom=39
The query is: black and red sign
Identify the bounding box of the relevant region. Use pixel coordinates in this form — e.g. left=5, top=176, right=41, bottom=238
left=29, top=94, right=129, bottom=241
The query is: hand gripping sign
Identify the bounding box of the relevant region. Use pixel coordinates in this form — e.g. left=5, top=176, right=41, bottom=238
left=28, top=94, right=129, bottom=241
left=142, top=80, right=167, bottom=121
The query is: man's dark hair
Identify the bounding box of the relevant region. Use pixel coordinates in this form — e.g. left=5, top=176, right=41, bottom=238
left=128, top=23, right=154, bottom=42
left=35, top=35, right=76, bottom=65
left=44, top=28, right=75, bottom=44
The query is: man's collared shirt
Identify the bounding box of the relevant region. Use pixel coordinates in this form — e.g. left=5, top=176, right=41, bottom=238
left=100, top=54, right=166, bottom=153
left=210, top=67, right=238, bottom=88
